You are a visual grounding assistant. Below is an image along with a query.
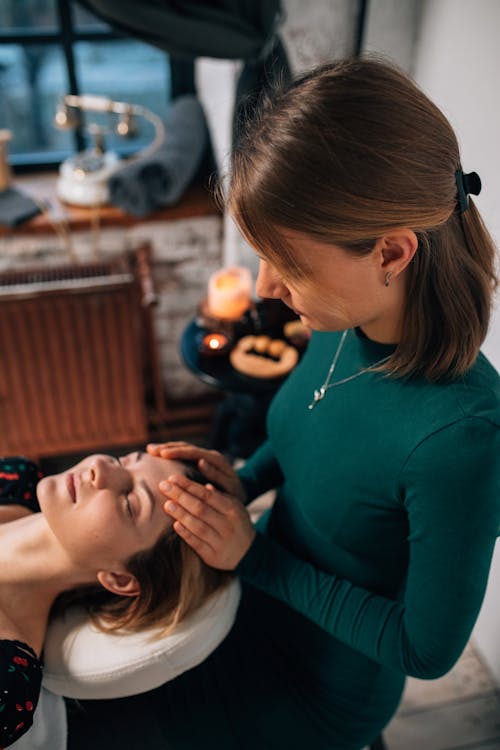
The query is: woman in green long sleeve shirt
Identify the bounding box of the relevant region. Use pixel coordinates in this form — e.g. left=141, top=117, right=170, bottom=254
left=67, top=58, right=499, bottom=750
left=237, top=328, right=499, bottom=682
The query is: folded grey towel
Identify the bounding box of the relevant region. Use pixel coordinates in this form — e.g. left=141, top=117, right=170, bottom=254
left=108, top=95, right=210, bottom=217
left=0, top=187, right=41, bottom=227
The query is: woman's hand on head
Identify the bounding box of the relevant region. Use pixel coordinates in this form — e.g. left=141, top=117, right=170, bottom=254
left=147, top=442, right=247, bottom=504
left=159, top=473, right=256, bottom=570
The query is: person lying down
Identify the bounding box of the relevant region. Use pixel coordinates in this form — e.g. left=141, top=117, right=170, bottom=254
left=0, top=451, right=232, bottom=748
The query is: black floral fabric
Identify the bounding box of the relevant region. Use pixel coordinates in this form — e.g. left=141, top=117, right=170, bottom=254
left=0, top=640, right=42, bottom=747
left=0, top=457, right=44, bottom=747
left=0, top=457, right=42, bottom=514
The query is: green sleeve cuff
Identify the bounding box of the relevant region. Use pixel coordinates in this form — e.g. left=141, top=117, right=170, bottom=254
left=237, top=440, right=284, bottom=503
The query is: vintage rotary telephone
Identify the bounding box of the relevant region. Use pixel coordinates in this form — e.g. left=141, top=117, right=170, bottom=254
left=54, top=94, right=165, bottom=206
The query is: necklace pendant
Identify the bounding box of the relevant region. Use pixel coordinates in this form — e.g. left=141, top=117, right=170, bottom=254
left=306, top=329, right=391, bottom=412
left=308, top=386, right=326, bottom=410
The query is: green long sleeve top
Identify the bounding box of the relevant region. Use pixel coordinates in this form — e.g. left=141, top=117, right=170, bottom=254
left=237, top=328, right=500, bottom=680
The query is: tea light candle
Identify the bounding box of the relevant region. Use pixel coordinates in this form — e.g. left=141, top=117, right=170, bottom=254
left=207, top=266, right=252, bottom=320
left=200, top=332, right=230, bottom=356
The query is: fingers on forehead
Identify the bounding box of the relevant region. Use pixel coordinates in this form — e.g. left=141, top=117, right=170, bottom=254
left=168, top=474, right=232, bottom=511
left=168, top=473, right=208, bottom=497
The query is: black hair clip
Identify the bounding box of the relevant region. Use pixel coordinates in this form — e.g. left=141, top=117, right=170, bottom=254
left=455, top=169, right=481, bottom=213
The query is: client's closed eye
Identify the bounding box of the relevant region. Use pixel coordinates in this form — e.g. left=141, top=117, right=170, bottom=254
left=114, top=456, right=137, bottom=521
left=124, top=495, right=134, bottom=518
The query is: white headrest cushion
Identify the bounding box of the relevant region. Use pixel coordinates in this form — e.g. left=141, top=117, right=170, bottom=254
left=43, top=578, right=241, bottom=699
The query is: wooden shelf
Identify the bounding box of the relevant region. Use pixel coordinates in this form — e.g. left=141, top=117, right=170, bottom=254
left=0, top=173, right=221, bottom=236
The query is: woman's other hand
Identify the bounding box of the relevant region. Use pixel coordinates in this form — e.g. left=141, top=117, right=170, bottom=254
left=147, top=442, right=247, bottom=504
left=160, top=474, right=256, bottom=570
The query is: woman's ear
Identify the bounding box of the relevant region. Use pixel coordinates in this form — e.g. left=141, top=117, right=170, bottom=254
left=96, top=570, right=140, bottom=597
left=374, top=229, right=418, bottom=276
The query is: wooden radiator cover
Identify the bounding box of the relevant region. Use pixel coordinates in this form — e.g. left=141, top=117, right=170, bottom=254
left=0, top=249, right=153, bottom=458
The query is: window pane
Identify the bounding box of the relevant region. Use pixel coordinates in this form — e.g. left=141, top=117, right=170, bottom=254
left=0, top=43, right=74, bottom=158
left=74, top=40, right=171, bottom=154
left=72, top=4, right=112, bottom=33
left=0, top=0, right=58, bottom=32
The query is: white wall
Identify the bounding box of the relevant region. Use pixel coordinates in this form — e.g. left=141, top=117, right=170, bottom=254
left=413, top=0, right=500, bottom=683
left=363, top=0, right=422, bottom=72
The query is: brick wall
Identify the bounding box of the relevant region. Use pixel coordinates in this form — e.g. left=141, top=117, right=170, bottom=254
left=0, top=214, right=223, bottom=401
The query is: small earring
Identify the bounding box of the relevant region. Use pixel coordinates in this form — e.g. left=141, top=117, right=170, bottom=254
left=384, top=271, right=393, bottom=287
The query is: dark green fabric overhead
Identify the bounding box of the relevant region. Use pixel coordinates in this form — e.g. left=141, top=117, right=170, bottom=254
left=75, top=0, right=284, bottom=60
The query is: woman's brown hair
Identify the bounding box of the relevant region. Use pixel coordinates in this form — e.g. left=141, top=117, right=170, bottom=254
left=228, top=57, right=498, bottom=381
left=52, top=464, right=232, bottom=635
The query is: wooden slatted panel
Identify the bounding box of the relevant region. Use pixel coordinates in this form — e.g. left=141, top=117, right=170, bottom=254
left=0, top=276, right=148, bottom=458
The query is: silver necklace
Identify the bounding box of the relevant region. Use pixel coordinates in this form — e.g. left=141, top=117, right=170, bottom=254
left=308, top=329, right=391, bottom=410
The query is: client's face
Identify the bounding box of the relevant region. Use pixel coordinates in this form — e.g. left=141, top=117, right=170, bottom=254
left=37, top=451, right=184, bottom=572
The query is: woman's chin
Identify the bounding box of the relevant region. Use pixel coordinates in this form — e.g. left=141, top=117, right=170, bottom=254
left=36, top=475, right=58, bottom=511
left=299, top=313, right=346, bottom=332
left=297, top=312, right=316, bottom=327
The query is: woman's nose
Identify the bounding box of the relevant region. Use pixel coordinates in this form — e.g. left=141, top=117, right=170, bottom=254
left=255, top=260, right=288, bottom=300
left=88, top=455, right=116, bottom=489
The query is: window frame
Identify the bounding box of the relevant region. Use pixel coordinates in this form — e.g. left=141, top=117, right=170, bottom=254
left=0, top=0, right=163, bottom=172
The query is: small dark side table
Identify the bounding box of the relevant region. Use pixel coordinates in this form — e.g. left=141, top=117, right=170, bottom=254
left=180, top=299, right=303, bottom=457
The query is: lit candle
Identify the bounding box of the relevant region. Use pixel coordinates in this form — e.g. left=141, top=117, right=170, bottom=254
left=207, top=266, right=252, bottom=320
left=200, top=332, right=230, bottom=356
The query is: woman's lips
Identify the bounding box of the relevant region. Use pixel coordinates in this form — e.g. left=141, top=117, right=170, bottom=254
left=66, top=473, right=76, bottom=502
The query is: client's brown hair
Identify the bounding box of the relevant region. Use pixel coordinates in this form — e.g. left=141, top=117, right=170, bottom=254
left=52, top=463, right=232, bottom=635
